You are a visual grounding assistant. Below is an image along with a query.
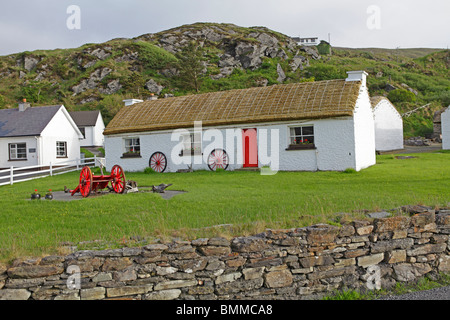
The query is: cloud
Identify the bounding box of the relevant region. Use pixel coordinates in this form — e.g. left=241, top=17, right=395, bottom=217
left=0, top=0, right=448, bottom=55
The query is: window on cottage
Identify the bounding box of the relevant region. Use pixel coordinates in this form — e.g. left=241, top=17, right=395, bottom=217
left=288, top=126, right=315, bottom=149
left=56, top=141, right=67, bottom=158
left=181, top=133, right=202, bottom=156
left=124, top=138, right=140, bottom=154
left=9, top=143, right=27, bottom=160
left=79, top=127, right=86, bottom=139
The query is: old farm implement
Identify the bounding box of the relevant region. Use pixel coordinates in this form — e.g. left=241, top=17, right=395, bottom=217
left=69, top=165, right=126, bottom=197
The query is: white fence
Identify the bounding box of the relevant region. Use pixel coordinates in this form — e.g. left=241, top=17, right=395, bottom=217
left=0, top=157, right=105, bottom=186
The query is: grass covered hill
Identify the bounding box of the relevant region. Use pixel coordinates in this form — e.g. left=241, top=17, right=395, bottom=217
left=0, top=22, right=448, bottom=137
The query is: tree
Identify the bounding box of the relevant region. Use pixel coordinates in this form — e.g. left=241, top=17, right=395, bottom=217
left=123, top=72, right=145, bottom=96
left=176, top=42, right=206, bottom=93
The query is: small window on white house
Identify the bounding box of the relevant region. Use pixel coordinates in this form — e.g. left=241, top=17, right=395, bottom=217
left=287, top=126, right=315, bottom=150
left=181, top=133, right=201, bottom=156
left=56, top=141, right=67, bottom=158
left=124, top=138, right=140, bottom=155
left=9, top=143, right=27, bottom=160
left=79, top=127, right=86, bottom=139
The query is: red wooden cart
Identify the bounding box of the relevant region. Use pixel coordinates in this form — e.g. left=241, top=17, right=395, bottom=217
left=70, top=165, right=126, bottom=198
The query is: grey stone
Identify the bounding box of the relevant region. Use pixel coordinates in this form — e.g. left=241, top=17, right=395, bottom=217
left=80, top=287, right=105, bottom=300
left=144, top=289, right=181, bottom=300
left=145, top=79, right=164, bottom=95
left=0, top=289, right=31, bottom=300
left=277, top=63, right=286, bottom=83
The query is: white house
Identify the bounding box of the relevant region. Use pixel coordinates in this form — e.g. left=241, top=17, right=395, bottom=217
left=69, top=110, right=105, bottom=147
left=103, top=70, right=376, bottom=173
left=292, top=37, right=319, bottom=46
left=0, top=100, right=83, bottom=168
left=442, top=106, right=450, bottom=150
left=371, top=96, right=404, bottom=152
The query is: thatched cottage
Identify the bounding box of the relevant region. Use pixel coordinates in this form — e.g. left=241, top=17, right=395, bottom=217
left=371, top=96, right=404, bottom=152
left=103, top=71, right=376, bottom=172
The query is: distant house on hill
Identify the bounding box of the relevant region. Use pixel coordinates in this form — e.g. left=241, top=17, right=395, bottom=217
left=292, top=37, right=319, bottom=46
left=69, top=110, right=105, bottom=147
left=442, top=106, right=450, bottom=150
left=0, top=100, right=83, bottom=168
left=371, top=96, right=404, bottom=152
left=103, top=70, right=376, bottom=173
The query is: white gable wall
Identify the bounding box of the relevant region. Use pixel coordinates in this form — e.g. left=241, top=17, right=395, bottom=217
left=373, top=100, right=404, bottom=151
left=40, top=107, right=81, bottom=166
left=442, top=107, right=450, bottom=150
left=79, top=114, right=105, bottom=147
left=352, top=86, right=376, bottom=171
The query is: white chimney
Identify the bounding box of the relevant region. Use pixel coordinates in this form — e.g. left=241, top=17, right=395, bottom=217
left=123, top=99, right=143, bottom=106
left=346, top=70, right=368, bottom=87
left=18, top=98, right=31, bottom=112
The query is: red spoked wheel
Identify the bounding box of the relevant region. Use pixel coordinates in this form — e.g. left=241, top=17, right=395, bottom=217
left=79, top=166, right=92, bottom=197
left=207, top=149, right=229, bottom=171
left=149, top=152, right=167, bottom=173
left=110, top=165, right=126, bottom=194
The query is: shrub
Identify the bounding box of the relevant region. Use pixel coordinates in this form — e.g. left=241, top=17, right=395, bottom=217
left=144, top=167, right=156, bottom=174
left=387, top=89, right=416, bottom=103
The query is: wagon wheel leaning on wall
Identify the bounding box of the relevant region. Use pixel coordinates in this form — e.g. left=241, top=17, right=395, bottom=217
left=207, top=149, right=229, bottom=171
left=149, top=152, right=167, bottom=173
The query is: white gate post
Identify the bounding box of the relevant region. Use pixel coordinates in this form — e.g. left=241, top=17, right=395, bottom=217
left=50, top=162, right=53, bottom=176
left=10, top=166, right=13, bottom=185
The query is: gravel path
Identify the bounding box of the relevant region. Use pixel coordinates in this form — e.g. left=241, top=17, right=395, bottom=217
left=378, top=286, right=450, bottom=300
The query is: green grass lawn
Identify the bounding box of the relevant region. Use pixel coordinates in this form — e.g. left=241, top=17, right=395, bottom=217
left=0, top=152, right=449, bottom=263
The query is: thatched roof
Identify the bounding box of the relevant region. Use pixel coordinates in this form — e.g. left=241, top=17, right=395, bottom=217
left=370, top=96, right=390, bottom=108
left=104, top=79, right=362, bottom=135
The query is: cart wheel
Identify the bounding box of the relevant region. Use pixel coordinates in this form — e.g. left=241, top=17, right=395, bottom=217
left=149, top=152, right=167, bottom=173
left=79, top=166, right=92, bottom=197
left=207, top=149, right=229, bottom=171
left=111, top=165, right=126, bottom=194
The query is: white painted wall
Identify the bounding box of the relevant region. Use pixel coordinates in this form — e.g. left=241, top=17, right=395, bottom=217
left=39, top=107, right=81, bottom=166
left=442, top=107, right=450, bottom=150
left=349, top=76, right=376, bottom=171
left=79, top=113, right=105, bottom=147
left=0, top=136, right=39, bottom=168
left=104, top=116, right=366, bottom=173
left=373, top=99, right=404, bottom=152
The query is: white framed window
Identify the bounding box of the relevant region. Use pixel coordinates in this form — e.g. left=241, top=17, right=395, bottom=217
left=9, top=143, right=27, bottom=160
left=181, top=132, right=201, bottom=156
left=56, top=141, right=67, bottom=158
left=124, top=137, right=140, bottom=154
left=287, top=125, right=315, bottom=150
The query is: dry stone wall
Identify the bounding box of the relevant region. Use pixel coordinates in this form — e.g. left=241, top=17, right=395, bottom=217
left=1, top=207, right=449, bottom=300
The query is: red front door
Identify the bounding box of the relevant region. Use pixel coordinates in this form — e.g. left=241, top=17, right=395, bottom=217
left=242, top=128, right=258, bottom=167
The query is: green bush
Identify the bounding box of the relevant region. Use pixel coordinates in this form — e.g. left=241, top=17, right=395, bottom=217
left=387, top=89, right=416, bottom=103
left=133, top=42, right=178, bottom=70
left=144, top=167, right=156, bottom=174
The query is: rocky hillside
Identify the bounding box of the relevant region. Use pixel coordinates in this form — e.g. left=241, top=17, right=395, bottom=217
left=0, top=22, right=448, bottom=137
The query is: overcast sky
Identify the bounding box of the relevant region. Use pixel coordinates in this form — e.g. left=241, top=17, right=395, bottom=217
left=0, top=0, right=448, bottom=56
